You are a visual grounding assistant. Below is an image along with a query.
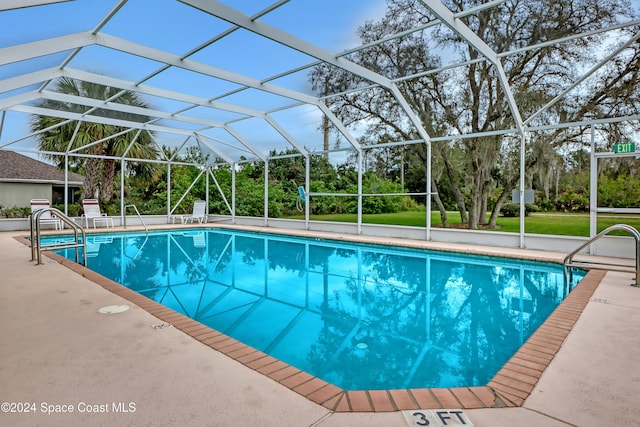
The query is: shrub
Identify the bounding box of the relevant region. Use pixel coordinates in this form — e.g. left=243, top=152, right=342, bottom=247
left=53, top=204, right=81, bottom=217
left=501, top=203, right=537, bottom=217
left=537, top=199, right=554, bottom=212
left=554, top=191, right=589, bottom=212
left=598, top=174, right=640, bottom=208
left=0, top=205, right=30, bottom=218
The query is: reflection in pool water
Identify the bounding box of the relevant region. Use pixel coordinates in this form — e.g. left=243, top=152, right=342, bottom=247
left=54, top=229, right=584, bottom=390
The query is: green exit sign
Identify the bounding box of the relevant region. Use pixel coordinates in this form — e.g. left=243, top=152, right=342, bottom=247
left=614, top=142, right=636, bottom=154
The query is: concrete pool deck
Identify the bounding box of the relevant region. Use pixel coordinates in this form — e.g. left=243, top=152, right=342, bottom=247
left=1, top=225, right=639, bottom=426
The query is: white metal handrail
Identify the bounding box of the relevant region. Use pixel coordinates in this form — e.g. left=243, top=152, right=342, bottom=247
left=564, top=224, right=640, bottom=286
left=123, top=204, right=148, bottom=234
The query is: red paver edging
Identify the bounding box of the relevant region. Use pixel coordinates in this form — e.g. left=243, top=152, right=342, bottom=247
left=16, top=235, right=605, bottom=412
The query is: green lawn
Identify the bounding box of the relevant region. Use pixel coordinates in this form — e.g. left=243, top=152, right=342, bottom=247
left=288, top=211, right=640, bottom=237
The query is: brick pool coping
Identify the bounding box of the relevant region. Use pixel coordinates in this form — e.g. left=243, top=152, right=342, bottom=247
left=16, top=234, right=604, bottom=412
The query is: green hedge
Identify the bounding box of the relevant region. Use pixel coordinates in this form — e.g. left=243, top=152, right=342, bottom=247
left=500, top=203, right=538, bottom=217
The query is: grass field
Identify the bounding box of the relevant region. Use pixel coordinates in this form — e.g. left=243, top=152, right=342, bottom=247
left=288, top=211, right=640, bottom=237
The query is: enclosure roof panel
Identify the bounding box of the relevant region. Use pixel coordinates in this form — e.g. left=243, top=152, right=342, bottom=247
left=0, top=0, right=638, bottom=164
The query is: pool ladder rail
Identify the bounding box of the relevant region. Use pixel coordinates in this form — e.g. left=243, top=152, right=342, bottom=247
left=123, top=204, right=148, bottom=234
left=30, top=207, right=87, bottom=266
left=564, top=224, right=640, bottom=286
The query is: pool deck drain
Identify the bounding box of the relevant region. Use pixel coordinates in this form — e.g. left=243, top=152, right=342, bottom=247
left=15, top=231, right=604, bottom=413
left=98, top=304, right=130, bottom=314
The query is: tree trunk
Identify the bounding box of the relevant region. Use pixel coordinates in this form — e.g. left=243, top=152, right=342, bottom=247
left=554, top=165, right=560, bottom=200
left=431, top=177, right=449, bottom=227
left=488, top=155, right=540, bottom=227
left=488, top=178, right=517, bottom=227
left=100, top=159, right=116, bottom=201
left=440, top=149, right=467, bottom=223
left=479, top=192, right=488, bottom=225
left=82, top=156, right=101, bottom=200
left=468, top=156, right=487, bottom=229
left=468, top=195, right=481, bottom=229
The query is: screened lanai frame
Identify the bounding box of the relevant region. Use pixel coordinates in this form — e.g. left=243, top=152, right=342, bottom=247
left=1, top=0, right=639, bottom=247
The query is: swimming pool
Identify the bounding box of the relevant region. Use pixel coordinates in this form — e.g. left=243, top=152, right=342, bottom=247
left=52, top=228, right=585, bottom=391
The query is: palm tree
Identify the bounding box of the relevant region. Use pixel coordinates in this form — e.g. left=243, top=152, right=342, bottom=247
left=30, top=77, right=158, bottom=201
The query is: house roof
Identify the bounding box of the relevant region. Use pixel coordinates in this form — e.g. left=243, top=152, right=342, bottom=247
left=0, top=151, right=84, bottom=185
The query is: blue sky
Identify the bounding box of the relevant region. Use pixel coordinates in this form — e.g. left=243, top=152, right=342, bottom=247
left=0, top=0, right=390, bottom=160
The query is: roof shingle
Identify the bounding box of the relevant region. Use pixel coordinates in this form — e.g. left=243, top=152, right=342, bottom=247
left=0, top=150, right=84, bottom=185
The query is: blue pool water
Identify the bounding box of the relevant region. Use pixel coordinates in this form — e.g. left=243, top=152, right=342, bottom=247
left=51, top=229, right=584, bottom=390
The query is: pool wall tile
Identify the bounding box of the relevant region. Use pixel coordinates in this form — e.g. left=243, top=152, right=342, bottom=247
left=388, top=389, right=418, bottom=410
left=30, top=238, right=606, bottom=413
left=497, top=367, right=538, bottom=387
left=181, top=324, right=210, bottom=335
left=171, top=319, right=200, bottom=331
left=492, top=389, right=524, bottom=407
left=369, top=390, right=395, bottom=412
left=307, top=383, right=343, bottom=404
left=516, top=347, right=554, bottom=363
left=192, top=330, right=222, bottom=341
left=292, top=377, right=331, bottom=398
left=219, top=342, right=248, bottom=355
left=209, top=337, right=239, bottom=350
left=201, top=333, right=232, bottom=346
left=431, top=388, right=461, bottom=408
left=531, top=331, right=565, bottom=345
left=494, top=374, right=533, bottom=393
left=526, top=339, right=560, bottom=356
left=235, top=351, right=268, bottom=365
left=501, top=361, right=543, bottom=379
left=509, top=355, right=547, bottom=372
left=530, top=329, right=565, bottom=343
left=280, top=372, right=313, bottom=389
left=536, top=324, right=569, bottom=338
left=449, top=388, right=484, bottom=409
left=246, top=355, right=278, bottom=370
left=268, top=365, right=301, bottom=382
left=346, top=391, right=372, bottom=412
left=226, top=345, right=259, bottom=360
left=257, top=360, right=289, bottom=375
left=332, top=394, right=350, bottom=412
left=469, top=387, right=499, bottom=408
left=410, top=389, right=440, bottom=408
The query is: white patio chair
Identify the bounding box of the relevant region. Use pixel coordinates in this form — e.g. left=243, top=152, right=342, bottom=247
left=30, top=199, right=62, bottom=230
left=81, top=199, right=114, bottom=228
left=172, top=200, right=207, bottom=224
